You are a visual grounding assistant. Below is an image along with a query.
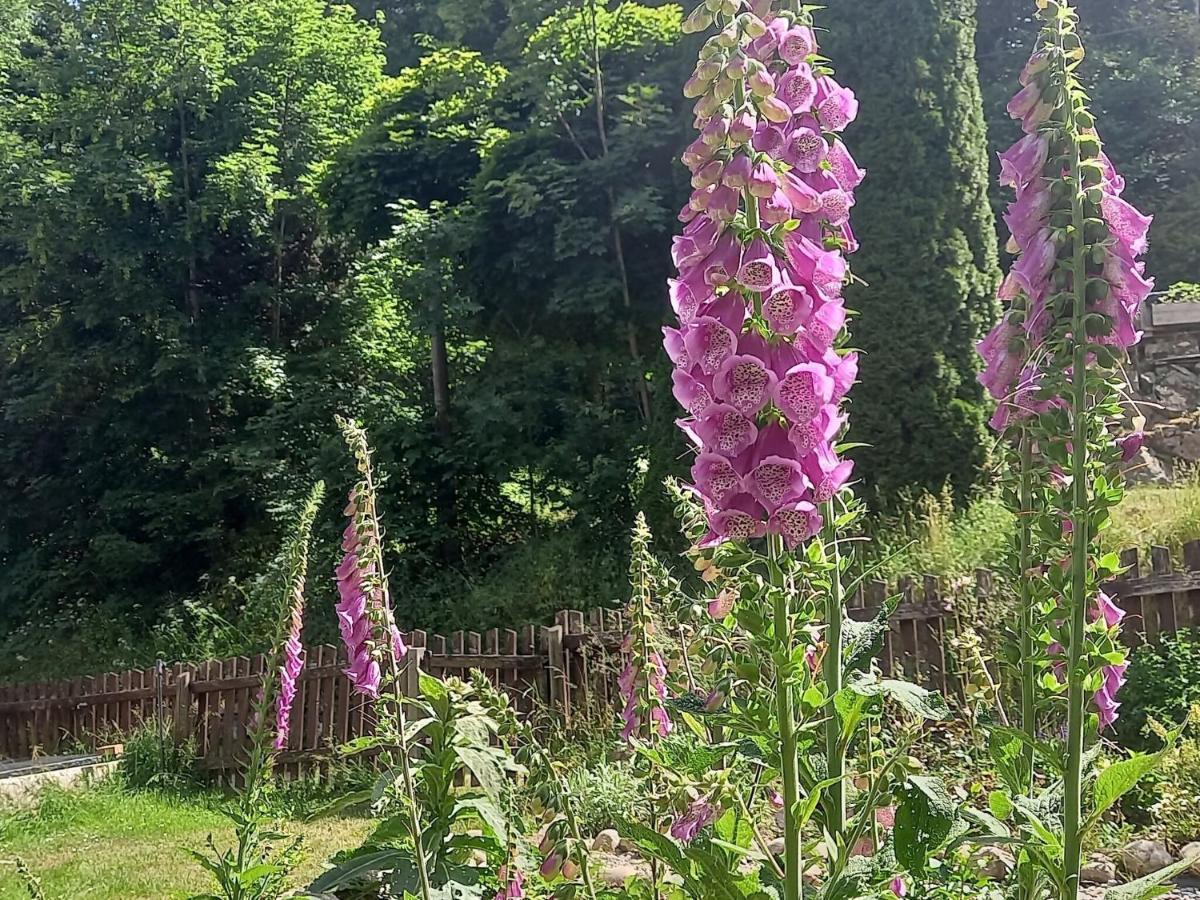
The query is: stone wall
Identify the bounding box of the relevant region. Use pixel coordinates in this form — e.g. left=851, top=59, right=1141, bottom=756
left=1128, top=301, right=1200, bottom=482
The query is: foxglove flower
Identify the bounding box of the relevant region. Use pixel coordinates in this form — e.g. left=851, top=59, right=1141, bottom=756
left=493, top=866, right=525, bottom=900
left=669, top=798, right=718, bottom=844
left=618, top=649, right=672, bottom=741
left=667, top=6, right=862, bottom=547
left=336, top=491, right=407, bottom=699
left=979, top=32, right=1153, bottom=734
left=273, top=584, right=306, bottom=751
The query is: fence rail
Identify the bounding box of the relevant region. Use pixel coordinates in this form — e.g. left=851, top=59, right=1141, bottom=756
left=3, top=541, right=1200, bottom=774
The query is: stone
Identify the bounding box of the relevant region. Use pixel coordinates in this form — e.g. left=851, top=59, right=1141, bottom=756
left=767, top=837, right=785, bottom=857
left=1119, top=839, right=1174, bottom=878
left=1081, top=855, right=1118, bottom=885
left=971, top=846, right=1015, bottom=880
left=600, top=862, right=643, bottom=886
left=1124, top=446, right=1170, bottom=485
left=592, top=829, right=621, bottom=853
left=1181, top=842, right=1200, bottom=876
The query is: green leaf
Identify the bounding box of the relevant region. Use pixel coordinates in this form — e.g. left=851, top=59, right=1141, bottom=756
left=1105, top=854, right=1198, bottom=900
left=988, top=790, right=1013, bottom=821
left=453, top=796, right=508, bottom=843
left=455, top=745, right=507, bottom=803
left=842, top=594, right=899, bottom=674
left=849, top=675, right=948, bottom=721
left=1090, top=752, right=1164, bottom=826
left=894, top=775, right=956, bottom=874
left=309, top=849, right=409, bottom=891
left=237, top=863, right=286, bottom=886
left=303, top=789, right=374, bottom=821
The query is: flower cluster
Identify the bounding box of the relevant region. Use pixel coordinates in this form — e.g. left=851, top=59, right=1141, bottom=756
left=617, top=644, right=672, bottom=741
left=272, top=582, right=306, bottom=750
left=669, top=797, right=718, bottom=845
left=667, top=2, right=862, bottom=549
left=978, top=15, right=1152, bottom=732
left=336, top=488, right=407, bottom=699
left=978, top=54, right=1151, bottom=431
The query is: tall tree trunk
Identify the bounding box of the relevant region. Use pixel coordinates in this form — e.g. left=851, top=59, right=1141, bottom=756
left=430, top=315, right=459, bottom=563
left=177, top=97, right=200, bottom=326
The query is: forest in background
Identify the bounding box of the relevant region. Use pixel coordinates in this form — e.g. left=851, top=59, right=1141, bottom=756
left=0, top=0, right=1197, bottom=677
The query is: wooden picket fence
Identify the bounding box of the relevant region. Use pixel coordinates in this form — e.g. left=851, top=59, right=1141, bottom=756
left=3, top=541, right=1200, bottom=775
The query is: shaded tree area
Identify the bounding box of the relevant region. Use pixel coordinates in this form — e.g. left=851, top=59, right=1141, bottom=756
left=975, top=0, right=1200, bottom=284
left=1, top=0, right=1197, bottom=676
left=824, top=0, right=1000, bottom=505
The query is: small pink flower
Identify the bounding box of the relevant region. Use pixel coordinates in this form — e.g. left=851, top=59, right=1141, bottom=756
left=890, top=876, right=907, bottom=898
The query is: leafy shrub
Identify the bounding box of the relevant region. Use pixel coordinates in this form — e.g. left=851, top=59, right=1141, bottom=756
left=1114, top=628, right=1200, bottom=751
left=263, top=759, right=375, bottom=820
left=565, top=760, right=643, bottom=835
left=1150, top=734, right=1200, bottom=843
left=117, top=720, right=201, bottom=792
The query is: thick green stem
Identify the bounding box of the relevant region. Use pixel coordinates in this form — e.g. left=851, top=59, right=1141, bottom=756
left=1017, top=434, right=1037, bottom=792
left=769, top=533, right=803, bottom=900
left=821, top=501, right=846, bottom=837
left=1061, top=69, right=1091, bottom=900
left=365, top=470, right=433, bottom=900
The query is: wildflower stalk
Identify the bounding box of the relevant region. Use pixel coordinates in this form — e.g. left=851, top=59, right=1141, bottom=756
left=1061, top=22, right=1092, bottom=893
left=1017, top=434, right=1037, bottom=792
left=339, top=418, right=433, bottom=900
left=822, top=500, right=846, bottom=835
left=769, top=533, right=803, bottom=900
left=634, top=528, right=663, bottom=900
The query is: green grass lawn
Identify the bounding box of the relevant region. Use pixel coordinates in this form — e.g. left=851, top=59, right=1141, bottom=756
left=0, top=782, right=372, bottom=899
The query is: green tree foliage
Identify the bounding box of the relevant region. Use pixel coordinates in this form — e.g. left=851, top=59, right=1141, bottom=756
left=0, top=0, right=386, bottom=636
left=823, top=0, right=1001, bottom=505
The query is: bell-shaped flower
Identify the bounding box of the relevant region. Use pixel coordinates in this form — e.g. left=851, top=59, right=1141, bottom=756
left=799, top=299, right=847, bottom=353
left=764, top=280, right=814, bottom=335
left=753, top=122, right=787, bottom=155
left=700, top=492, right=768, bottom=545
left=749, top=161, right=779, bottom=198
left=785, top=125, right=825, bottom=173
left=722, top=153, right=753, bottom=189
left=784, top=234, right=846, bottom=298
left=693, top=451, right=747, bottom=508
left=1011, top=227, right=1058, bottom=298
left=777, top=64, right=817, bottom=112
left=789, top=404, right=844, bottom=455
left=779, top=25, right=816, bottom=64
left=663, top=326, right=690, bottom=370
left=775, top=361, right=834, bottom=424
left=737, top=238, right=782, bottom=293
left=1102, top=193, right=1152, bottom=257
left=826, top=140, right=865, bottom=191
left=756, top=93, right=793, bottom=124
left=802, top=441, right=854, bottom=502
left=672, top=367, right=716, bottom=418
left=715, top=352, right=778, bottom=415
left=668, top=276, right=712, bottom=325
left=998, top=133, right=1049, bottom=190
left=692, top=403, right=759, bottom=457
left=780, top=171, right=822, bottom=215
left=746, top=424, right=810, bottom=511
left=770, top=499, right=822, bottom=549
left=1003, top=180, right=1052, bottom=248
left=760, top=188, right=794, bottom=225
left=815, top=76, right=858, bottom=131
left=1091, top=591, right=1125, bottom=628
left=684, top=316, right=738, bottom=375
left=818, top=188, right=853, bottom=226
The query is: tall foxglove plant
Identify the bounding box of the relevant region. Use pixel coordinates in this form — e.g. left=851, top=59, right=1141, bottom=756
left=977, top=4, right=1192, bottom=899
left=632, top=2, right=962, bottom=898
left=671, top=9, right=860, bottom=894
